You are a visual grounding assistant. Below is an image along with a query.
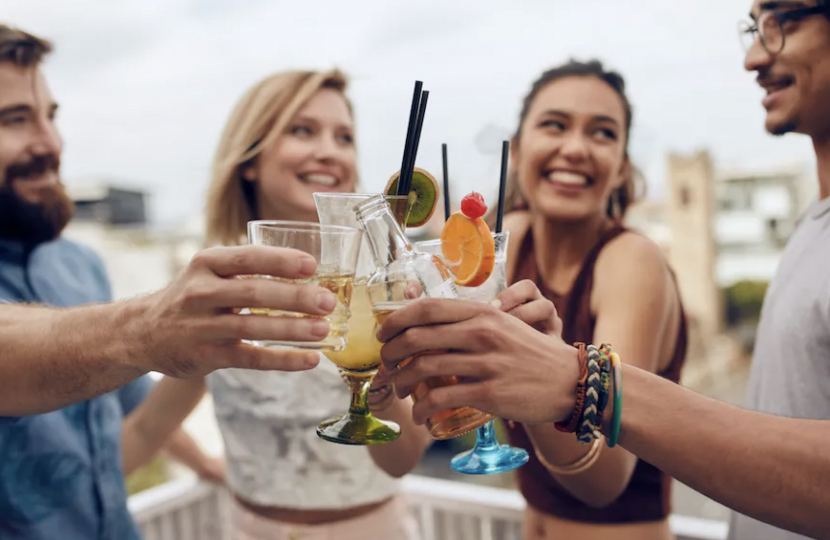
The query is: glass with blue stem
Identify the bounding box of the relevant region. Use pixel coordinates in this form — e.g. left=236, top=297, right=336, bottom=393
left=414, top=231, right=529, bottom=474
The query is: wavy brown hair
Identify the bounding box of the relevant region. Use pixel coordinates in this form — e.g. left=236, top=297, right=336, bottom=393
left=502, top=59, right=644, bottom=221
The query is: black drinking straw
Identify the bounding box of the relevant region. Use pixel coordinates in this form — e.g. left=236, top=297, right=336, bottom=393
left=495, top=140, right=509, bottom=233
left=397, top=81, right=423, bottom=197
left=441, top=143, right=450, bottom=220
left=402, top=90, right=429, bottom=196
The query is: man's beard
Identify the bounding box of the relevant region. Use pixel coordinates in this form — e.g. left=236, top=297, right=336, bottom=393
left=0, top=155, right=75, bottom=246
left=769, top=119, right=799, bottom=137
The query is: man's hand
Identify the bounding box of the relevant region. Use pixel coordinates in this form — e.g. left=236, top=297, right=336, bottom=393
left=127, top=245, right=336, bottom=377
left=378, top=298, right=579, bottom=425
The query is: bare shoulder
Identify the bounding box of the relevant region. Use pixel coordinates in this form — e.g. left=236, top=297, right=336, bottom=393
left=595, top=231, right=672, bottom=296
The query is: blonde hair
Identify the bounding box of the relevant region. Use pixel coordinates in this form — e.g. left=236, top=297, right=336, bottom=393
left=205, top=69, right=350, bottom=246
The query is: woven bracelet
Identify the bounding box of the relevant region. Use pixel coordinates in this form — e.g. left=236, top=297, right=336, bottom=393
left=577, top=345, right=602, bottom=444
left=555, top=343, right=588, bottom=434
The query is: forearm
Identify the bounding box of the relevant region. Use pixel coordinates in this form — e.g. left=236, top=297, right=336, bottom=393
left=164, top=429, right=213, bottom=475
left=122, top=418, right=158, bottom=475
left=122, top=377, right=206, bottom=475
left=525, top=424, right=636, bottom=508
left=369, top=397, right=433, bottom=478
left=0, top=301, right=147, bottom=416
left=123, top=426, right=211, bottom=478
left=615, top=365, right=830, bottom=540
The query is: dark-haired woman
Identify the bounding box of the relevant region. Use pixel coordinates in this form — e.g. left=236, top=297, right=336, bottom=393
left=501, top=59, right=688, bottom=540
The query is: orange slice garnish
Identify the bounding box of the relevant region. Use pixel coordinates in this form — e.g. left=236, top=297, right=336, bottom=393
left=440, top=211, right=496, bottom=287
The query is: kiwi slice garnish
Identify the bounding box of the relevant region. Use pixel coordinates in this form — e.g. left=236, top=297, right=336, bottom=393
left=384, top=167, right=439, bottom=228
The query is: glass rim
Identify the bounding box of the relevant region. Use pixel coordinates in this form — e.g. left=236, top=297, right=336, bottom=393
left=414, top=230, right=510, bottom=247
left=248, top=220, right=360, bottom=236
left=312, top=192, right=409, bottom=201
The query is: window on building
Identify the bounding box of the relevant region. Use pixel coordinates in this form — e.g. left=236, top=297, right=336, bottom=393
left=679, top=185, right=692, bottom=207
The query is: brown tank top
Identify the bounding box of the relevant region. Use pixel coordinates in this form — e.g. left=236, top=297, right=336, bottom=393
left=506, top=224, right=687, bottom=524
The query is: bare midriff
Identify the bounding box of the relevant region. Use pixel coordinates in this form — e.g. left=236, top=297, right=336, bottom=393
left=523, top=505, right=674, bottom=540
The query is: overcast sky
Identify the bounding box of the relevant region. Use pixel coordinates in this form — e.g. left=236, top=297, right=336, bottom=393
left=2, top=0, right=820, bottom=225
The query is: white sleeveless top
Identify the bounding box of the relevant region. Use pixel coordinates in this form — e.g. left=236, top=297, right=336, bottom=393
left=207, top=354, right=399, bottom=509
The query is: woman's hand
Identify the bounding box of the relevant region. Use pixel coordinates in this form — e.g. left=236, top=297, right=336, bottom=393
left=492, top=279, right=562, bottom=336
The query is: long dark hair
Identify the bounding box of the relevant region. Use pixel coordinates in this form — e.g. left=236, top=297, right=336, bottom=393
left=504, top=59, right=644, bottom=220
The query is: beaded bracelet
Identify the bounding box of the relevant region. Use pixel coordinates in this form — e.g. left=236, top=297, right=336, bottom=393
left=597, top=344, right=613, bottom=415
left=535, top=435, right=605, bottom=476
left=577, top=345, right=602, bottom=444
left=555, top=343, right=588, bottom=434
left=607, top=352, right=623, bottom=448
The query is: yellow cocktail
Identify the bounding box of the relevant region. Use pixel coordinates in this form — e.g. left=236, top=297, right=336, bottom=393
left=325, top=282, right=382, bottom=371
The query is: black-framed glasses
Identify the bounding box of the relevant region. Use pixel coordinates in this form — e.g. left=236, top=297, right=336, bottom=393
left=739, top=5, right=829, bottom=55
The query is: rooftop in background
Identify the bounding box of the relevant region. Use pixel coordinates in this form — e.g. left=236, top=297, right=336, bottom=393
left=67, top=182, right=149, bottom=226
left=714, top=162, right=807, bottom=183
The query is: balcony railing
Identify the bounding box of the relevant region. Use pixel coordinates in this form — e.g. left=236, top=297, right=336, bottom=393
left=130, top=475, right=728, bottom=540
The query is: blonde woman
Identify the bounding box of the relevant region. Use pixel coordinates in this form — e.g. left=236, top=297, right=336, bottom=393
left=137, top=69, right=430, bottom=540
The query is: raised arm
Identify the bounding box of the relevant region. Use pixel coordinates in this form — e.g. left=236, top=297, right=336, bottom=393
left=122, top=377, right=208, bottom=475
left=615, top=366, right=830, bottom=540
left=378, top=299, right=830, bottom=540
left=0, top=301, right=146, bottom=417
left=522, top=234, right=678, bottom=507
left=0, top=245, right=333, bottom=417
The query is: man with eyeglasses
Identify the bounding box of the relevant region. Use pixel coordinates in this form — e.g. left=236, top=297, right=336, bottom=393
left=375, top=1, right=830, bottom=539
left=732, top=1, right=830, bottom=539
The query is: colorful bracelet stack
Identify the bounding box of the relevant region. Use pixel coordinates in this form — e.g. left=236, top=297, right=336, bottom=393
left=557, top=342, right=623, bottom=448
left=554, top=343, right=588, bottom=434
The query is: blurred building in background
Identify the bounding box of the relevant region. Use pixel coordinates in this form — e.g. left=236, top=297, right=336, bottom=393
left=713, top=163, right=812, bottom=285
left=64, top=181, right=202, bottom=301
left=626, top=150, right=815, bottom=395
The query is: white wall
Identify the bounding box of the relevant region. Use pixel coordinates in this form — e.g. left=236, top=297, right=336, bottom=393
left=714, top=212, right=766, bottom=246
left=717, top=250, right=781, bottom=285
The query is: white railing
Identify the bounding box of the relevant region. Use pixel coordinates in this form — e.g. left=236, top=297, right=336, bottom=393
left=130, top=476, right=728, bottom=540
left=129, top=476, right=230, bottom=540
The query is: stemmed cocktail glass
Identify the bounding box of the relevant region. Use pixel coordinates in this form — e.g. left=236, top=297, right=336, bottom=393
left=415, top=232, right=529, bottom=474
left=313, top=193, right=412, bottom=445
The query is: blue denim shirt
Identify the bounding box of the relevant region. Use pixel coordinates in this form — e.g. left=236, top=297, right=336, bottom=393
left=0, top=237, right=152, bottom=540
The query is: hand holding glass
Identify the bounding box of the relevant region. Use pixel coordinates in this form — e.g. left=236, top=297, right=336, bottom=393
left=355, top=194, right=495, bottom=443
left=246, top=221, right=361, bottom=351
left=313, top=194, right=412, bottom=445
left=415, top=232, right=529, bottom=474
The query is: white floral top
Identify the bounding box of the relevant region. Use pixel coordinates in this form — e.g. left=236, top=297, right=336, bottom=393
left=207, top=355, right=399, bottom=509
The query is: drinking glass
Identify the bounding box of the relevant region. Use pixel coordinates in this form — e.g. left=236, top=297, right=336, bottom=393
left=247, top=221, right=361, bottom=351
left=312, top=193, right=411, bottom=445
left=415, top=232, right=529, bottom=474
left=355, top=194, right=494, bottom=442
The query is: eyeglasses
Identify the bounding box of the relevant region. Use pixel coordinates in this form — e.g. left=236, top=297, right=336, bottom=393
left=739, top=5, right=829, bottom=55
